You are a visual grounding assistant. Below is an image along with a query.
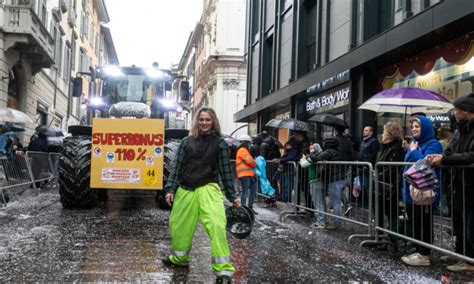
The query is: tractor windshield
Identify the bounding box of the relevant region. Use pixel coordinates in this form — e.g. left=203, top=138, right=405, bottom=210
left=96, top=66, right=173, bottom=118
left=102, top=74, right=164, bottom=105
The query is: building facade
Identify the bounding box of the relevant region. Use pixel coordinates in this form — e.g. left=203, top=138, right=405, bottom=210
left=237, top=0, right=474, bottom=143
left=176, top=0, right=248, bottom=137
left=0, top=0, right=117, bottom=144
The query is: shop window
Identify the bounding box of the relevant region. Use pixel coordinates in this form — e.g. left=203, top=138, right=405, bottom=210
left=376, top=32, right=474, bottom=135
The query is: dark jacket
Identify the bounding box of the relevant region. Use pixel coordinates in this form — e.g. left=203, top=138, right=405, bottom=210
left=309, top=137, right=344, bottom=183
left=296, top=136, right=310, bottom=161
left=377, top=138, right=405, bottom=194
left=27, top=136, right=49, bottom=153
left=260, top=137, right=281, bottom=160
left=279, top=138, right=298, bottom=164
left=336, top=134, right=355, bottom=162
left=360, top=136, right=380, bottom=165
left=180, top=134, right=220, bottom=188
left=441, top=119, right=474, bottom=209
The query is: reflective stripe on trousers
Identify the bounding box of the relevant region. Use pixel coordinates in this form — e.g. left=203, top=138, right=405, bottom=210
left=168, top=184, right=235, bottom=275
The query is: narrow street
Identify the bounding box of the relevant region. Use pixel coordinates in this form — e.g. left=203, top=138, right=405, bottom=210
left=0, top=187, right=472, bottom=282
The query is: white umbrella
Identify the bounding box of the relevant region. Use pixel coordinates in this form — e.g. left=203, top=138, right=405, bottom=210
left=0, top=108, right=33, bottom=124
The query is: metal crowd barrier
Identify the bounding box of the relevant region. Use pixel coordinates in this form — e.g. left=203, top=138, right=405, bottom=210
left=0, top=152, right=60, bottom=206
left=230, top=155, right=474, bottom=263
left=229, top=159, right=297, bottom=207
left=365, top=162, right=474, bottom=264
left=280, top=161, right=374, bottom=243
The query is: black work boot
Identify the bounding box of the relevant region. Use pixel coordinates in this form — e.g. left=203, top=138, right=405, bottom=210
left=216, top=275, right=232, bottom=284
left=249, top=207, right=258, bottom=215
left=162, top=257, right=189, bottom=268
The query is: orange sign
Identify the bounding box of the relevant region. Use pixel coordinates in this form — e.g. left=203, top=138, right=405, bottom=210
left=90, top=118, right=165, bottom=190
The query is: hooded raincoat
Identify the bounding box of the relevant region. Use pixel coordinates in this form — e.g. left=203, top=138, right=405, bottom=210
left=402, top=116, right=442, bottom=207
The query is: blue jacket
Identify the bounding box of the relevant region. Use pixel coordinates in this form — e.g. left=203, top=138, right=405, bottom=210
left=402, top=116, right=442, bottom=207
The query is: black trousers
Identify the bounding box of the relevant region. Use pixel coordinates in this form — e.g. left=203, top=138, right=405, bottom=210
left=406, top=204, right=433, bottom=256
left=453, top=196, right=474, bottom=259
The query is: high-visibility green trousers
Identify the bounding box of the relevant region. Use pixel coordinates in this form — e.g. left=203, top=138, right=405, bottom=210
left=167, top=183, right=235, bottom=277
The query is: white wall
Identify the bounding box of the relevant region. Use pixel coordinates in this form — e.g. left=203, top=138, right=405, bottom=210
left=203, top=0, right=247, bottom=136
left=328, top=0, right=351, bottom=61
left=215, top=0, right=246, bottom=56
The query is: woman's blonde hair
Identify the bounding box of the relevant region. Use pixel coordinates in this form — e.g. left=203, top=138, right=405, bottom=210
left=189, top=107, right=221, bottom=138
left=382, top=121, right=403, bottom=143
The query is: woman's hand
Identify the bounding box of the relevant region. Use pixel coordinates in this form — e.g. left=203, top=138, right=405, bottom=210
left=233, top=198, right=241, bottom=207
left=409, top=141, right=418, bottom=151
left=165, top=193, right=174, bottom=206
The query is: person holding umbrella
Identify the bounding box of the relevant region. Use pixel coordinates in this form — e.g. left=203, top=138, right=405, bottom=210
left=401, top=115, right=442, bottom=267
left=273, top=138, right=298, bottom=203
left=28, top=132, right=49, bottom=152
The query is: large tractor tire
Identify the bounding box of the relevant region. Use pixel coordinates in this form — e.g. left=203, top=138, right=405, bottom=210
left=157, top=139, right=182, bottom=209
left=59, top=136, right=98, bottom=209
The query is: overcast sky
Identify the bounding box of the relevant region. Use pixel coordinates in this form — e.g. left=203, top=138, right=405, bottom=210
left=103, top=0, right=203, bottom=69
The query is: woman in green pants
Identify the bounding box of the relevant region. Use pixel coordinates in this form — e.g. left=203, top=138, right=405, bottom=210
left=163, top=107, right=241, bottom=283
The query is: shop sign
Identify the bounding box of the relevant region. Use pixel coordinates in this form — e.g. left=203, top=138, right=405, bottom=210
left=306, top=70, right=350, bottom=96
left=428, top=114, right=450, bottom=123
left=306, top=86, right=350, bottom=114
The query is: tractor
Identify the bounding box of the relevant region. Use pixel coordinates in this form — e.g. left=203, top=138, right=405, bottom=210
left=59, top=65, right=189, bottom=209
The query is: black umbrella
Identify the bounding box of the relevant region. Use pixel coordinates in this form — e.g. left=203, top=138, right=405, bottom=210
left=308, top=114, right=349, bottom=128
left=4, top=123, right=25, bottom=132
left=35, top=125, right=63, bottom=136
left=265, top=118, right=309, bottom=132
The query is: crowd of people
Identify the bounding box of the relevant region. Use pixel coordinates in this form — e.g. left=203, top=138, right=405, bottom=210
left=229, top=92, right=474, bottom=272
left=0, top=125, right=61, bottom=203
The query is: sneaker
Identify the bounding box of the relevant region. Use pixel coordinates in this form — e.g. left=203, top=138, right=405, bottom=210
left=162, top=257, right=189, bottom=268
left=310, top=223, right=325, bottom=229
left=401, top=253, right=430, bottom=266
left=440, top=255, right=458, bottom=263
left=446, top=261, right=474, bottom=272
left=216, top=275, right=232, bottom=284
left=344, top=206, right=353, bottom=216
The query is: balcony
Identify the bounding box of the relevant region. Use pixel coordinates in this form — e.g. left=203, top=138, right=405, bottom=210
left=1, top=2, right=54, bottom=74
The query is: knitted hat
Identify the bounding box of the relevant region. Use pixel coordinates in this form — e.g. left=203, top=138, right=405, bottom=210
left=453, top=92, right=474, bottom=113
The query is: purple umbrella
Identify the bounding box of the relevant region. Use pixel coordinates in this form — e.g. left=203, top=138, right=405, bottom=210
left=359, top=87, right=453, bottom=114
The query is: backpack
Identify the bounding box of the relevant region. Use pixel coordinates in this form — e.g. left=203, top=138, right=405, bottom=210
left=0, top=133, right=14, bottom=157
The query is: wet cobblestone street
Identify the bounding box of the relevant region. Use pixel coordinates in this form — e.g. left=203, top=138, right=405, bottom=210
left=1, top=188, right=473, bottom=282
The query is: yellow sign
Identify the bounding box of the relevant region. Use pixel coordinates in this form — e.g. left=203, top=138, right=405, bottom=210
left=90, top=118, right=165, bottom=190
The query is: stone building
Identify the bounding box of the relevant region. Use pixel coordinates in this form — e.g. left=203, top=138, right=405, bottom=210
left=0, top=0, right=117, bottom=144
